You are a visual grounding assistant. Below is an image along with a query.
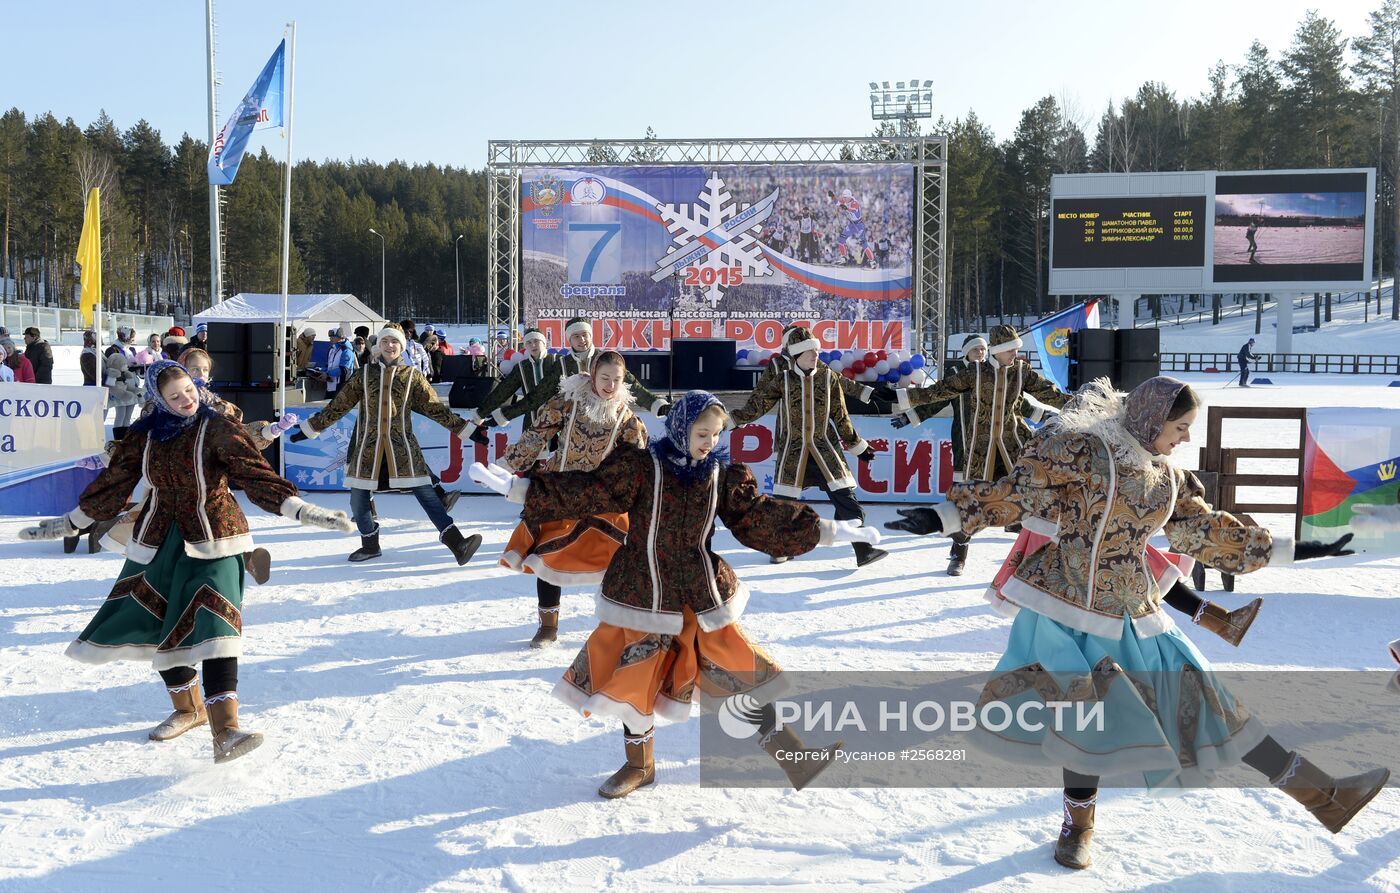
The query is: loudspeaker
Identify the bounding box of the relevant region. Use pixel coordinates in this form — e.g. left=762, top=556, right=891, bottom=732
left=441, top=355, right=479, bottom=382
left=1116, top=328, right=1160, bottom=363
left=205, top=322, right=246, bottom=353
left=208, top=350, right=246, bottom=387
left=246, top=323, right=279, bottom=353
left=247, top=352, right=278, bottom=386
left=1117, top=361, right=1161, bottom=391
left=729, top=367, right=764, bottom=390
left=672, top=338, right=735, bottom=390
left=1069, top=359, right=1116, bottom=390
left=1070, top=329, right=1116, bottom=362
left=220, top=387, right=277, bottom=424
left=622, top=352, right=671, bottom=389
left=449, top=377, right=496, bottom=409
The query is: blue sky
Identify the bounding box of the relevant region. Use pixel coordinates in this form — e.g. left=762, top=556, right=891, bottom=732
left=0, top=0, right=1378, bottom=169
left=1216, top=191, right=1368, bottom=218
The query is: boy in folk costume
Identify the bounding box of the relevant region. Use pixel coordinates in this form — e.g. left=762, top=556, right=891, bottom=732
left=730, top=325, right=888, bottom=567
left=471, top=392, right=879, bottom=798
left=473, top=317, right=670, bottom=440
left=20, top=360, right=353, bottom=763
left=465, top=327, right=553, bottom=440
left=886, top=377, right=1383, bottom=871
left=876, top=323, right=1070, bottom=575
left=494, top=351, right=648, bottom=647
left=292, top=324, right=483, bottom=566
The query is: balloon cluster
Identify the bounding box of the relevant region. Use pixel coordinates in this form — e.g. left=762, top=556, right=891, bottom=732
left=734, top=347, right=930, bottom=384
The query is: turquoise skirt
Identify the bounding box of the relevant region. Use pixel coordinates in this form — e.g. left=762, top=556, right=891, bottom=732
left=974, top=608, right=1266, bottom=788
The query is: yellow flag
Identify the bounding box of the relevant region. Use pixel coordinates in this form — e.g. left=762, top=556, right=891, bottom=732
left=77, top=187, right=101, bottom=327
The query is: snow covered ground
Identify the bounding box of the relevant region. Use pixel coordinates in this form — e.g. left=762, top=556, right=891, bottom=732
left=2, top=374, right=1398, bottom=892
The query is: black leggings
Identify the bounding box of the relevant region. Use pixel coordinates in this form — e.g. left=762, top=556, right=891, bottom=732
left=537, top=578, right=561, bottom=610
left=1063, top=735, right=1293, bottom=797
left=158, top=657, right=238, bottom=697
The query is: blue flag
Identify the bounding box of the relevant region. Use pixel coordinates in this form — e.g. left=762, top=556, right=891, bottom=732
left=1029, top=300, right=1100, bottom=392
left=208, top=39, right=286, bottom=186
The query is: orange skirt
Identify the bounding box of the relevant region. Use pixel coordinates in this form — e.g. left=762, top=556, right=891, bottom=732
left=552, top=607, right=783, bottom=731
left=500, top=512, right=628, bottom=586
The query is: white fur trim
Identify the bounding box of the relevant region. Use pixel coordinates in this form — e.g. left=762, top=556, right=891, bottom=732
left=69, top=505, right=98, bottom=529
left=693, top=580, right=750, bottom=632
left=996, top=576, right=1177, bottom=638
left=342, top=475, right=381, bottom=490
left=817, top=519, right=838, bottom=547
left=895, top=388, right=911, bottom=412
left=848, top=438, right=870, bottom=456
left=279, top=496, right=309, bottom=520
left=64, top=635, right=243, bottom=668
left=983, top=585, right=1022, bottom=619
left=387, top=475, right=434, bottom=489
left=124, top=539, right=158, bottom=565
left=301, top=418, right=324, bottom=439
left=934, top=501, right=964, bottom=535
left=506, top=476, right=530, bottom=505
left=524, top=330, right=548, bottom=344
left=902, top=408, right=921, bottom=425
left=1022, top=515, right=1059, bottom=538
left=377, top=327, right=405, bottom=347
left=1268, top=535, right=1295, bottom=567
left=772, top=482, right=803, bottom=499
left=989, top=335, right=1023, bottom=355
left=499, top=550, right=525, bottom=572
left=491, top=407, right=510, bottom=426
left=594, top=593, right=684, bottom=635
left=650, top=398, right=668, bottom=416
left=465, top=409, right=482, bottom=424
left=565, top=320, right=591, bottom=339
left=181, top=533, right=255, bottom=560
left=521, top=553, right=606, bottom=586
left=961, top=336, right=988, bottom=356
left=785, top=338, right=820, bottom=356
left=858, top=385, right=874, bottom=403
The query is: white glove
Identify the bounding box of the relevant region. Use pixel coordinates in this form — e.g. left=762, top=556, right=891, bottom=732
left=269, top=412, right=299, bottom=437
left=1348, top=503, right=1400, bottom=535
left=469, top=462, right=514, bottom=497
left=832, top=519, right=881, bottom=546
left=296, top=503, right=354, bottom=532
left=20, top=515, right=81, bottom=541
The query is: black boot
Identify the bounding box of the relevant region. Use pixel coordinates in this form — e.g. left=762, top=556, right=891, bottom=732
left=853, top=541, right=888, bottom=567
left=87, top=518, right=120, bottom=554
left=947, top=539, right=969, bottom=576
left=436, top=486, right=461, bottom=513
left=440, top=526, right=482, bottom=566
left=349, top=528, right=381, bottom=562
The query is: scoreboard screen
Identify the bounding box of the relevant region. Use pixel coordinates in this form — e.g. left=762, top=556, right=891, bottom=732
left=1051, top=196, right=1206, bottom=269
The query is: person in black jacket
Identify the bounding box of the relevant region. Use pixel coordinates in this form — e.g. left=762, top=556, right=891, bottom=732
left=23, top=327, right=54, bottom=384
left=1237, top=338, right=1258, bottom=388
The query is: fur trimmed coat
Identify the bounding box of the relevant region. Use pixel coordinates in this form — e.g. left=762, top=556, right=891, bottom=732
left=501, top=373, right=647, bottom=474
left=497, top=347, right=667, bottom=423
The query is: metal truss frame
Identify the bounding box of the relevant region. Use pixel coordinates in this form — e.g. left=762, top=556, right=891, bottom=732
left=485, top=136, right=947, bottom=364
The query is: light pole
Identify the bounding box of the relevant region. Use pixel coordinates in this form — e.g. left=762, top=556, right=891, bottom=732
left=368, top=227, right=386, bottom=318
left=454, top=233, right=463, bottom=325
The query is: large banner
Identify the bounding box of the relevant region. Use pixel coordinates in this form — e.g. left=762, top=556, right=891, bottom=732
left=1028, top=300, right=1099, bottom=392
left=1300, top=407, right=1400, bottom=549
left=0, top=383, right=105, bottom=515
left=285, top=412, right=952, bottom=504
left=521, top=164, right=914, bottom=352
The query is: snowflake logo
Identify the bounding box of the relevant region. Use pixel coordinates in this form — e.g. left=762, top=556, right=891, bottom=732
left=296, top=471, right=309, bottom=483
left=652, top=171, right=778, bottom=306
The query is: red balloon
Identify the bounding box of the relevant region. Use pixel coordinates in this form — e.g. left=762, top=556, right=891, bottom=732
left=876, top=350, right=889, bottom=360
left=502, top=348, right=515, bottom=360
left=759, top=357, right=771, bottom=366
left=863, top=352, right=878, bottom=366
left=851, top=361, right=866, bottom=374
left=842, top=368, right=856, bottom=379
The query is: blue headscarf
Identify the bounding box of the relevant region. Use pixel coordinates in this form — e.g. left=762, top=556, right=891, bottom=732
left=650, top=390, right=730, bottom=483
left=128, top=359, right=219, bottom=442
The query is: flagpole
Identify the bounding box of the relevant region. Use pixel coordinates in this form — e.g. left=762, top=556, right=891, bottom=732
left=277, top=20, right=296, bottom=476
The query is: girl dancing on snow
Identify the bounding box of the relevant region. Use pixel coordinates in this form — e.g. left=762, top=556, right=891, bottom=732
left=20, top=359, right=353, bottom=763
left=885, top=376, right=1386, bottom=870
left=472, top=391, right=878, bottom=798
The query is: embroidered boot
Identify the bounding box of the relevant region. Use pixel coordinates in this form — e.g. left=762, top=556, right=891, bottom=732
left=440, top=526, right=482, bottom=566
left=245, top=548, right=272, bottom=585
left=530, top=607, right=559, bottom=649
left=947, top=539, right=969, bottom=577
left=1193, top=597, right=1263, bottom=647
left=206, top=693, right=264, bottom=764
left=598, top=728, right=655, bottom=799
left=149, top=678, right=208, bottom=741
left=759, top=726, right=842, bottom=790
left=1272, top=752, right=1390, bottom=833
left=348, top=528, right=381, bottom=562
left=1054, top=792, right=1096, bottom=870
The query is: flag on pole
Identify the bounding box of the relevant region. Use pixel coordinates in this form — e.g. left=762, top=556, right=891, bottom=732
left=76, top=187, right=101, bottom=328
left=1029, top=299, right=1100, bottom=392
left=208, top=39, right=286, bottom=186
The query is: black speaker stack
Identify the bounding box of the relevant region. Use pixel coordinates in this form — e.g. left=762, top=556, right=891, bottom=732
left=1068, top=328, right=1160, bottom=391
left=204, top=322, right=283, bottom=445
left=621, top=352, right=671, bottom=389
left=672, top=338, right=735, bottom=390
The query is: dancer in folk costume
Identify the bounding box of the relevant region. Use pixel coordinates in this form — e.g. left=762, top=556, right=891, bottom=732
left=465, top=327, right=553, bottom=441
left=292, top=324, right=482, bottom=565
left=494, top=351, right=648, bottom=647
left=876, top=324, right=1070, bottom=576
left=474, top=317, right=670, bottom=442
left=885, top=376, right=1384, bottom=870
left=471, top=392, right=879, bottom=798
left=19, top=360, right=353, bottom=762
left=730, top=325, right=887, bottom=567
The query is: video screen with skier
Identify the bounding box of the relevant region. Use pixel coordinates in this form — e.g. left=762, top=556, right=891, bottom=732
left=1212, top=171, right=1368, bottom=284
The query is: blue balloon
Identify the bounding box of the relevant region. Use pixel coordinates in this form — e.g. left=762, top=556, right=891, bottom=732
left=898, top=361, right=912, bottom=375
left=910, top=354, right=926, bottom=369
left=736, top=349, right=749, bottom=361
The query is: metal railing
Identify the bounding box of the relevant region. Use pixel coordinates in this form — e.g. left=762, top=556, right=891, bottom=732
left=1160, top=352, right=1400, bottom=375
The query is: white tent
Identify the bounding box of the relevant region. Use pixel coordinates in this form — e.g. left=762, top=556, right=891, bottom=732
left=193, top=293, right=385, bottom=338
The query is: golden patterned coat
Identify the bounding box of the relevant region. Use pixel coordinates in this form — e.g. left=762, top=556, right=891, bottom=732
left=730, top=361, right=869, bottom=497
left=501, top=373, right=647, bottom=474
left=930, top=405, right=1293, bottom=639
left=301, top=361, right=467, bottom=489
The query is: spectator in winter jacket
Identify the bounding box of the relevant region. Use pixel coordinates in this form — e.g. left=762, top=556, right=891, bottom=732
left=189, top=322, right=209, bottom=351
left=162, top=328, right=188, bottom=362
left=23, top=327, right=54, bottom=383
left=2, top=338, right=35, bottom=382
left=293, top=328, right=316, bottom=374
left=323, top=328, right=358, bottom=397
left=423, top=333, right=444, bottom=382
left=0, top=342, right=14, bottom=382
left=136, top=334, right=164, bottom=367
left=1237, top=338, right=1258, bottom=388
left=80, top=331, right=99, bottom=386
left=398, top=319, right=431, bottom=377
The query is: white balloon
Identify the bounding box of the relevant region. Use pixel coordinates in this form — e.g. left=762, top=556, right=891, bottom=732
left=861, top=368, right=878, bottom=382
left=830, top=360, right=844, bottom=373
left=898, top=375, right=912, bottom=387
left=874, top=360, right=890, bottom=375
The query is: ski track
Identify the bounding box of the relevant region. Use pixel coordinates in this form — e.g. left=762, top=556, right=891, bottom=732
left=2, top=373, right=1399, bottom=892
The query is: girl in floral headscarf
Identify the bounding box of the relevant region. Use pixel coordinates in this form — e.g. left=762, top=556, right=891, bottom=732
left=885, top=376, right=1386, bottom=870
left=472, top=390, right=878, bottom=800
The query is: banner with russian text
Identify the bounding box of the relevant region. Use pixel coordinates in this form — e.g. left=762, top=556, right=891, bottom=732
left=520, top=164, right=914, bottom=352
left=0, top=383, right=106, bottom=515
left=1300, top=406, right=1400, bottom=551
left=285, top=412, right=951, bottom=503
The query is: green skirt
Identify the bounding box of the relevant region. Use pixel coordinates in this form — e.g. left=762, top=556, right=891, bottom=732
left=65, top=526, right=245, bottom=670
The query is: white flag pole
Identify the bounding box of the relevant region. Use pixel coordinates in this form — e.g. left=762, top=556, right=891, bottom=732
left=277, top=21, right=296, bottom=476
